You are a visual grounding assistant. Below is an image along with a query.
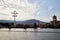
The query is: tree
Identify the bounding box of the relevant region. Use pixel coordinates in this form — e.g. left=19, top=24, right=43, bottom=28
left=34, top=23, right=37, bottom=29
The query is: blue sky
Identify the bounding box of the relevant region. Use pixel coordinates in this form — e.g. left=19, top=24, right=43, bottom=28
left=0, top=0, right=60, bottom=22
left=28, top=0, right=60, bottom=21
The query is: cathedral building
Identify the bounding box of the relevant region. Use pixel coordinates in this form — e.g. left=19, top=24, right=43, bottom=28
left=50, top=15, right=60, bottom=27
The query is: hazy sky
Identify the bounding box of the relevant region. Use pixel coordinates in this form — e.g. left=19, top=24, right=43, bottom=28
left=0, top=0, right=60, bottom=22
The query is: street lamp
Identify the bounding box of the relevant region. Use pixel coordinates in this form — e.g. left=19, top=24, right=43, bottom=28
left=12, top=10, right=18, bottom=27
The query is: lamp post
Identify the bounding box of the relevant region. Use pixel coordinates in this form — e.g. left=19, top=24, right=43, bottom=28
left=12, top=10, right=18, bottom=27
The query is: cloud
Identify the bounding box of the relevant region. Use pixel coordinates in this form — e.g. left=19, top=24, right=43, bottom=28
left=48, top=6, right=53, bottom=11
left=0, top=0, right=37, bottom=20
left=0, top=12, right=8, bottom=15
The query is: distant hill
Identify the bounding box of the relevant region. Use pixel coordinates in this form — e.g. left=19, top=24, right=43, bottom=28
left=0, top=19, right=47, bottom=24
left=0, top=20, right=13, bottom=23
left=16, top=19, right=47, bottom=24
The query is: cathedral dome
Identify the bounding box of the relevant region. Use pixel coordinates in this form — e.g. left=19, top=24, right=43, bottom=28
left=53, top=15, right=57, bottom=19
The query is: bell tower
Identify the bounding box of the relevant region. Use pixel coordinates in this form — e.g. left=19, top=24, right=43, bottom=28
left=53, top=15, right=57, bottom=22
left=52, top=15, right=57, bottom=26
